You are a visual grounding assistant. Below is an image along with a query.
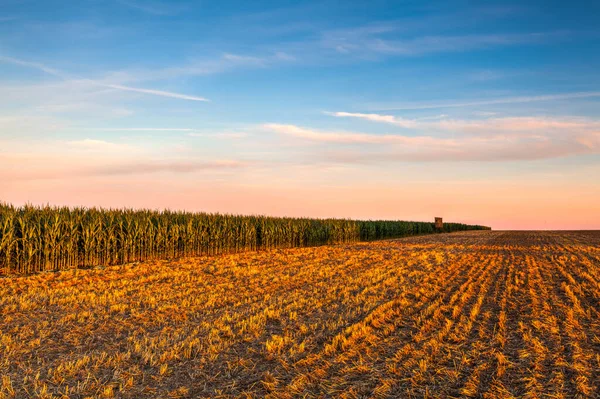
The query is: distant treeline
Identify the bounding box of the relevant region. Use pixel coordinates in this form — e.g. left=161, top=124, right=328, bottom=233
left=0, top=203, right=490, bottom=274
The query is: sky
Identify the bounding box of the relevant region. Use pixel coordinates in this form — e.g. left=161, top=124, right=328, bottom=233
left=1, top=0, right=600, bottom=230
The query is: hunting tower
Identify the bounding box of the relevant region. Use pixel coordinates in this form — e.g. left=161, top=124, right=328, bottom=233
left=435, top=217, right=443, bottom=230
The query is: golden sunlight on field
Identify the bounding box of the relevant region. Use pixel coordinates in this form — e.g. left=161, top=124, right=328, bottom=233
left=1, top=231, right=599, bottom=398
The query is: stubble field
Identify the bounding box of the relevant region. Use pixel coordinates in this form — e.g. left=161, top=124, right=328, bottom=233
left=1, top=231, right=599, bottom=398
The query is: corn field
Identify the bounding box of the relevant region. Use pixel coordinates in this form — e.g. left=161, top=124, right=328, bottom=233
left=0, top=203, right=489, bottom=274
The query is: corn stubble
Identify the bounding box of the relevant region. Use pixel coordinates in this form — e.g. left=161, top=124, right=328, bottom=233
left=1, top=231, right=599, bottom=398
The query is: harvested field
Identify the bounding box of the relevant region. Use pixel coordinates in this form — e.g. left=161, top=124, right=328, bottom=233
left=1, top=231, right=599, bottom=398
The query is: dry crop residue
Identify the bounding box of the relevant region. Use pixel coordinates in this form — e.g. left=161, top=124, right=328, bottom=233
left=1, top=231, right=599, bottom=398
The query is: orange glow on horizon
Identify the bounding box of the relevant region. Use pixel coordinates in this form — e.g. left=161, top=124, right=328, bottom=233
left=3, top=176, right=598, bottom=230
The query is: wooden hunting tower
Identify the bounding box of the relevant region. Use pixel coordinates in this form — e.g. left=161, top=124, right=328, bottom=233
left=435, top=217, right=443, bottom=230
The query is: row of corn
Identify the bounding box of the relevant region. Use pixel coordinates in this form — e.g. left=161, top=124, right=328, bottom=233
left=0, top=203, right=489, bottom=274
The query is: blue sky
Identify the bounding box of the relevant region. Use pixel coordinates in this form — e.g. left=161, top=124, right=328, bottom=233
left=1, top=0, right=600, bottom=229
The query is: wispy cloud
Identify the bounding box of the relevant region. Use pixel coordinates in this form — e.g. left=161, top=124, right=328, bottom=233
left=0, top=151, right=250, bottom=181
left=113, top=52, right=296, bottom=83
left=262, top=123, right=455, bottom=145
left=324, top=111, right=417, bottom=128
left=321, top=28, right=564, bottom=57
left=0, top=55, right=65, bottom=77
left=0, top=115, right=68, bottom=134
left=102, top=83, right=208, bottom=101
left=95, top=160, right=248, bottom=176
left=0, top=55, right=209, bottom=102
left=262, top=121, right=600, bottom=162
left=366, top=91, right=600, bottom=111
left=80, top=127, right=195, bottom=132
left=433, top=116, right=600, bottom=134
left=76, top=128, right=251, bottom=138
left=0, top=80, right=139, bottom=121
left=34, top=102, right=134, bottom=117
left=189, top=132, right=249, bottom=139
left=417, top=114, right=448, bottom=121
left=327, top=111, right=600, bottom=136
left=66, top=139, right=133, bottom=152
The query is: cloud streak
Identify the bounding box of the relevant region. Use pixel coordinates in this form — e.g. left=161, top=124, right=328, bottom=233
left=321, top=27, right=564, bottom=57
left=366, top=91, right=600, bottom=111
left=325, top=111, right=417, bottom=128
left=0, top=55, right=209, bottom=102
left=0, top=55, right=65, bottom=77
left=103, top=83, right=209, bottom=101
left=328, top=111, right=600, bottom=134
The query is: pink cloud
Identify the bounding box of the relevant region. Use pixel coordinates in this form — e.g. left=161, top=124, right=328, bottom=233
left=262, top=121, right=599, bottom=161
left=328, top=111, right=600, bottom=134
left=324, top=112, right=417, bottom=128
left=0, top=153, right=250, bottom=181
left=262, top=123, right=458, bottom=146
left=433, top=116, right=600, bottom=133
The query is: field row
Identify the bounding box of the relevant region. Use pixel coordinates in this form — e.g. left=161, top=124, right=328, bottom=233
left=0, top=231, right=598, bottom=398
